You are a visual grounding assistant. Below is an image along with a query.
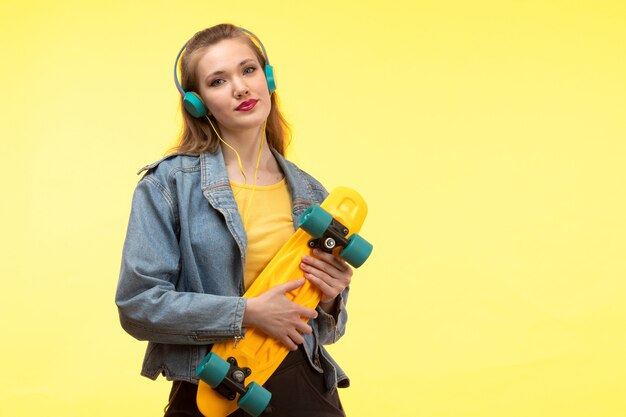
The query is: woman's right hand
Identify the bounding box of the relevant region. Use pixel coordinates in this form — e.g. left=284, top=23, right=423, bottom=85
left=243, top=279, right=318, bottom=351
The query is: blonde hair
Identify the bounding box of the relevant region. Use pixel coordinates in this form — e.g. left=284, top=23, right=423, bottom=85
left=168, top=24, right=291, bottom=156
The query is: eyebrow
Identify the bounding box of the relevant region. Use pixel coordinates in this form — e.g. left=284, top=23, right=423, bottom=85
left=204, top=59, right=257, bottom=82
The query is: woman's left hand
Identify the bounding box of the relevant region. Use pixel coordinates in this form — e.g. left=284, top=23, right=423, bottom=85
left=300, top=249, right=353, bottom=305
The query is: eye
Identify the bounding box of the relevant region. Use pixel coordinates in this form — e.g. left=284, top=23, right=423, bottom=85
left=210, top=79, right=225, bottom=87
left=244, top=66, right=256, bottom=74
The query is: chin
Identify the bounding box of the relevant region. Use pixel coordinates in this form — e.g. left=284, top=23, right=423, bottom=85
left=226, top=118, right=267, bottom=132
left=240, top=108, right=271, bottom=126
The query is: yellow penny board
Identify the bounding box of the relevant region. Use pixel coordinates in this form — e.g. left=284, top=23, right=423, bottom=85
left=196, top=186, right=368, bottom=417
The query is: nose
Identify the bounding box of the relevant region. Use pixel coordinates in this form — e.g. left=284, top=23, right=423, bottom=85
left=232, top=77, right=250, bottom=98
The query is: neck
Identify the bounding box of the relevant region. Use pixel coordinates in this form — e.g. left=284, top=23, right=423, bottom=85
left=219, top=124, right=266, bottom=167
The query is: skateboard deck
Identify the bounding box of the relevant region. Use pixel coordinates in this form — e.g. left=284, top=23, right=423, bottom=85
left=196, top=186, right=372, bottom=417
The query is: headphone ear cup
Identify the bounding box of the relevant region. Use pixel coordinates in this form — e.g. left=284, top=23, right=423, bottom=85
left=183, top=92, right=207, bottom=118
left=265, top=64, right=277, bottom=94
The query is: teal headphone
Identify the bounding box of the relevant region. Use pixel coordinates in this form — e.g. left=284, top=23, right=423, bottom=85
left=173, top=27, right=277, bottom=118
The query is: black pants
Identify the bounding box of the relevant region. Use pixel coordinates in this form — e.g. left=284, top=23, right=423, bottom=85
left=164, top=346, right=345, bottom=417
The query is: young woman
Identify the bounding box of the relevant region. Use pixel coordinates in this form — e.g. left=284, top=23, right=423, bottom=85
left=115, top=24, right=352, bottom=416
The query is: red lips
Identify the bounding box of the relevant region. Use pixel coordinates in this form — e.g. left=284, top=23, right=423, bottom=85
left=236, top=99, right=258, bottom=111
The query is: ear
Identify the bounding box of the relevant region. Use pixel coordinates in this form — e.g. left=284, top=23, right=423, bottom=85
left=183, top=91, right=208, bottom=118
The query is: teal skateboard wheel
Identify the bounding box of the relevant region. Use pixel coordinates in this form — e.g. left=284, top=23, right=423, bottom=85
left=339, top=233, right=373, bottom=268
left=298, top=205, right=333, bottom=238
left=238, top=382, right=272, bottom=417
left=196, top=352, right=230, bottom=388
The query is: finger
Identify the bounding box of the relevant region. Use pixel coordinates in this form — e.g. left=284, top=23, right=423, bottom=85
left=301, top=260, right=337, bottom=283
left=295, top=321, right=313, bottom=335
left=330, top=256, right=351, bottom=273
left=304, top=272, right=336, bottom=299
left=302, top=255, right=334, bottom=275
left=302, top=262, right=338, bottom=287
left=295, top=304, right=318, bottom=320
left=274, top=278, right=305, bottom=294
left=288, top=329, right=305, bottom=346
left=307, top=253, right=353, bottom=286
left=311, top=249, right=351, bottom=272
left=281, top=335, right=298, bottom=351
left=303, top=253, right=349, bottom=278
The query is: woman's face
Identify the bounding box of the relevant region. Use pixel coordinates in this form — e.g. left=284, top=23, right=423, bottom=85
left=194, top=38, right=271, bottom=135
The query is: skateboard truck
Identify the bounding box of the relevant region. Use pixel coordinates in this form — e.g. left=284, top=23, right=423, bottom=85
left=299, top=203, right=373, bottom=268
left=197, top=353, right=272, bottom=416
left=307, top=217, right=350, bottom=254
left=213, top=357, right=252, bottom=400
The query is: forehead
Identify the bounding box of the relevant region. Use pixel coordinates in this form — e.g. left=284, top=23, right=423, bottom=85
left=195, top=38, right=259, bottom=76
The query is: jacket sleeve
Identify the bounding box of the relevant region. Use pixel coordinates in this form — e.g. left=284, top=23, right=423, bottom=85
left=314, top=288, right=349, bottom=345
left=115, top=175, right=246, bottom=345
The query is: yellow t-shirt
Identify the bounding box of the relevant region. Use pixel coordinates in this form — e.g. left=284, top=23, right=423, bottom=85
left=230, top=179, right=294, bottom=291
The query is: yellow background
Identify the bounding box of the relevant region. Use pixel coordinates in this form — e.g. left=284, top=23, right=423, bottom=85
left=1, top=0, right=625, bottom=416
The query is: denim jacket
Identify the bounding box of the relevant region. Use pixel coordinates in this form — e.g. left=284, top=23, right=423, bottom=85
left=115, top=146, right=350, bottom=392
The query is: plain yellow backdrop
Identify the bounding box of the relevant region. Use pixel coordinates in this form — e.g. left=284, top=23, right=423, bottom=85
left=1, top=0, right=625, bottom=416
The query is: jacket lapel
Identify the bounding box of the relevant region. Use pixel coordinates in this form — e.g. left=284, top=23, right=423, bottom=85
left=271, top=148, right=317, bottom=231
left=199, top=147, right=248, bottom=259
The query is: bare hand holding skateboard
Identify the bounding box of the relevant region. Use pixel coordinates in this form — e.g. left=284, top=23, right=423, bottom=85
left=243, top=279, right=318, bottom=351
left=300, top=248, right=353, bottom=306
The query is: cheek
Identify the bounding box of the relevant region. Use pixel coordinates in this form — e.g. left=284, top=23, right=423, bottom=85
left=202, top=92, right=229, bottom=114
left=260, top=96, right=272, bottom=118
left=252, top=74, right=271, bottom=96
left=256, top=80, right=272, bottom=110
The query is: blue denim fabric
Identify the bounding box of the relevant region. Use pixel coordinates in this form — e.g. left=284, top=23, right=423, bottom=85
left=115, top=146, right=350, bottom=392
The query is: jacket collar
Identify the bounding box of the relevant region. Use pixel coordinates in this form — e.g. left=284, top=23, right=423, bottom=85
left=271, top=148, right=316, bottom=206
left=199, top=145, right=316, bottom=229
left=200, top=146, right=230, bottom=191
